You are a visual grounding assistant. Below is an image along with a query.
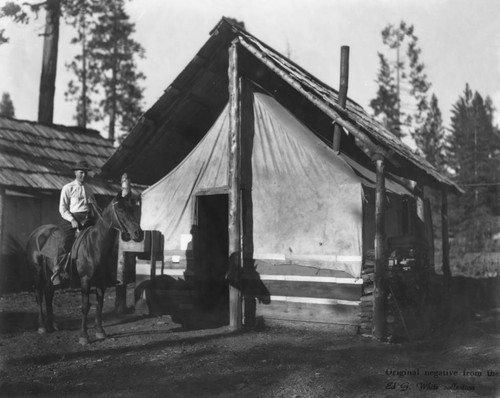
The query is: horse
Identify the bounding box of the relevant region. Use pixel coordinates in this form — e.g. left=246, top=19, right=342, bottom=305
left=26, top=191, right=143, bottom=345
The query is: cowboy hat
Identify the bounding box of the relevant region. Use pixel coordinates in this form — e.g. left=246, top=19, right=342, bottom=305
left=72, top=160, right=92, bottom=171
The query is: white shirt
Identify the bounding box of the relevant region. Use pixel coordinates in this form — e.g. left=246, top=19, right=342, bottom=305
left=59, top=180, right=96, bottom=222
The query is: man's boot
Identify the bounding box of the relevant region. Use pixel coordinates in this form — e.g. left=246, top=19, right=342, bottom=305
left=51, top=253, right=69, bottom=285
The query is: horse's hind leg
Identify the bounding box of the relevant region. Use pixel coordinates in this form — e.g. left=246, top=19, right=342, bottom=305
left=94, top=286, right=106, bottom=340
left=79, top=278, right=91, bottom=345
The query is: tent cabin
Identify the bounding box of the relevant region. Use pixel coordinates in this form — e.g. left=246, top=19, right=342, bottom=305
left=102, top=18, right=461, bottom=337
left=0, top=116, right=118, bottom=293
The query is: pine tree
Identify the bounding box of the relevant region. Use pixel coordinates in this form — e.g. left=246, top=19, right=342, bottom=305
left=0, top=92, right=15, bottom=117
left=85, top=0, right=145, bottom=143
left=64, top=0, right=101, bottom=128
left=414, top=94, right=445, bottom=171
left=370, top=21, right=431, bottom=140
left=0, top=2, right=29, bottom=46
left=1, top=0, right=60, bottom=124
left=446, top=84, right=500, bottom=251
left=370, top=53, right=400, bottom=135
left=407, top=30, right=431, bottom=144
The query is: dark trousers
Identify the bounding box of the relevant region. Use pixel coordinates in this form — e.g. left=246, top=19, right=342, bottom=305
left=56, top=212, right=91, bottom=272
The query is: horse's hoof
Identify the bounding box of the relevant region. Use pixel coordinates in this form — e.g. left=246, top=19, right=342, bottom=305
left=95, top=332, right=106, bottom=340
left=38, top=327, right=47, bottom=334
left=78, top=337, right=89, bottom=346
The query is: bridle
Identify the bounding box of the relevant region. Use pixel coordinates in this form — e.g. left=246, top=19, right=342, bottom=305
left=111, top=200, right=132, bottom=234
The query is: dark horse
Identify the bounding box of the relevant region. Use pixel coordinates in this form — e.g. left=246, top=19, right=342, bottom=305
left=26, top=192, right=143, bottom=345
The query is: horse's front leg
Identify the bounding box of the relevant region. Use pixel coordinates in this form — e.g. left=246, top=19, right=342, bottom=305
left=44, top=283, right=58, bottom=332
left=35, top=278, right=46, bottom=334
left=94, top=285, right=106, bottom=340
left=79, top=278, right=91, bottom=345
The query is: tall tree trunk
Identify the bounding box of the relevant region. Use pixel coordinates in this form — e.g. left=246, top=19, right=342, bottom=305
left=38, top=0, right=61, bottom=124
left=109, top=64, right=117, bottom=143
left=108, top=2, right=118, bottom=143
left=81, top=5, right=87, bottom=128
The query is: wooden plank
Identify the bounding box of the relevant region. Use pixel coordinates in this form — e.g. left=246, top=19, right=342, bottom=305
left=250, top=274, right=362, bottom=284
left=228, top=39, right=242, bottom=330
left=244, top=280, right=361, bottom=301
left=373, top=156, right=387, bottom=340
left=251, top=262, right=358, bottom=278
left=255, top=300, right=360, bottom=325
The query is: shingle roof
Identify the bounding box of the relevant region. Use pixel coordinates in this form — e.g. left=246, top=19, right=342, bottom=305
left=102, top=17, right=462, bottom=194
left=0, top=116, right=119, bottom=195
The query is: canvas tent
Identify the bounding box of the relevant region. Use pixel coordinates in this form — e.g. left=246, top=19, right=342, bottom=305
left=102, top=18, right=461, bottom=335
left=141, top=91, right=412, bottom=279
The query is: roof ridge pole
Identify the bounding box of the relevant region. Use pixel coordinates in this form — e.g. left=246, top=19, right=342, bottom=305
left=333, top=46, right=349, bottom=154
left=372, top=155, right=387, bottom=340
left=227, top=39, right=243, bottom=330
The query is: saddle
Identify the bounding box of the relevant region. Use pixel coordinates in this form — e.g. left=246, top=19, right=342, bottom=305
left=39, top=225, right=92, bottom=280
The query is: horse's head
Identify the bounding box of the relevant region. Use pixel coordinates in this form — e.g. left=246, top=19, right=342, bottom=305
left=111, top=192, right=144, bottom=242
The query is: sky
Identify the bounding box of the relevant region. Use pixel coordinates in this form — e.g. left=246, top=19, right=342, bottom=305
left=1, top=0, right=499, bottom=144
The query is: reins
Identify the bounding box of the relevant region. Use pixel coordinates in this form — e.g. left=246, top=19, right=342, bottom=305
left=111, top=200, right=130, bottom=234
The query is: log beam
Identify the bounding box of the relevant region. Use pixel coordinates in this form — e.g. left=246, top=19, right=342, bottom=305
left=372, top=156, right=387, bottom=340
left=228, top=40, right=243, bottom=330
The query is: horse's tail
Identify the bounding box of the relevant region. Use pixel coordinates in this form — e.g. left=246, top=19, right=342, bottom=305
left=26, top=225, right=57, bottom=290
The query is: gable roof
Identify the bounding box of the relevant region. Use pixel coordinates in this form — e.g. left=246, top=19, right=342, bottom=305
left=102, top=17, right=462, bottom=194
left=0, top=116, right=118, bottom=195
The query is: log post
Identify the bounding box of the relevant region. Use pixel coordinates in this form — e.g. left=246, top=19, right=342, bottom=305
left=415, top=185, right=425, bottom=265
left=0, top=187, right=4, bottom=271
left=228, top=39, right=243, bottom=330
left=115, top=246, right=127, bottom=314
left=115, top=173, right=132, bottom=314
left=333, top=46, right=349, bottom=154
left=373, top=156, right=387, bottom=340
left=441, top=186, right=451, bottom=296
left=150, top=232, right=156, bottom=280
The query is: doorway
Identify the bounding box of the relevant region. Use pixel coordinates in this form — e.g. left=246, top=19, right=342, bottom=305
left=195, top=193, right=229, bottom=323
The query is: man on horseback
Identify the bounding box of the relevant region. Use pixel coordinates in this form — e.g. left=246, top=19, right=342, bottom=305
left=51, top=160, right=97, bottom=285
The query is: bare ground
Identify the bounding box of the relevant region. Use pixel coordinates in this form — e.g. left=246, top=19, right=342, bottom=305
left=0, top=286, right=499, bottom=398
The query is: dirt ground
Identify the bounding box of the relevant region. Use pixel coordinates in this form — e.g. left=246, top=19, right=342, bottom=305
left=0, top=285, right=499, bottom=398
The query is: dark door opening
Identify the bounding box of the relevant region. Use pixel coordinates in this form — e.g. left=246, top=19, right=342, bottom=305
left=195, top=194, right=229, bottom=323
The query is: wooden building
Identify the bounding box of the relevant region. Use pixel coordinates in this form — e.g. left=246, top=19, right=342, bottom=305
left=102, top=18, right=461, bottom=337
left=0, top=116, right=118, bottom=293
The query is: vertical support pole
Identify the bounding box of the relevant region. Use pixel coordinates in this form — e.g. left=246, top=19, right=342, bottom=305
left=0, top=187, right=4, bottom=252
left=228, top=39, right=242, bottom=330
left=0, top=187, right=4, bottom=274
left=116, top=173, right=134, bottom=314
left=150, top=232, right=156, bottom=280
left=332, top=46, right=349, bottom=153
left=373, top=156, right=387, bottom=340
left=415, top=185, right=425, bottom=265
left=441, top=186, right=451, bottom=296
left=115, top=241, right=127, bottom=314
